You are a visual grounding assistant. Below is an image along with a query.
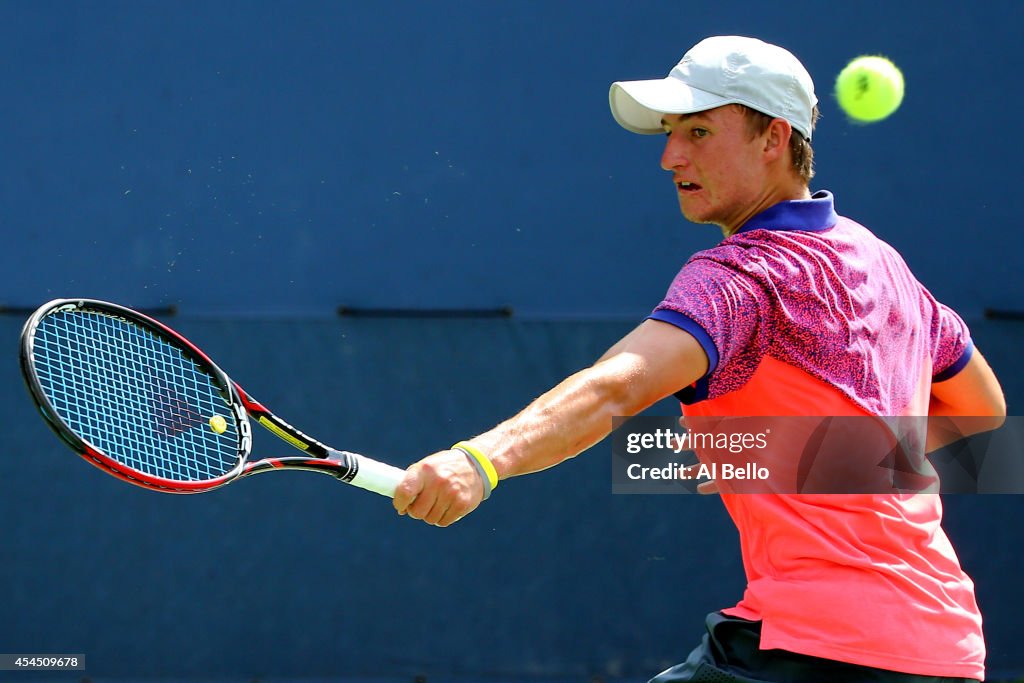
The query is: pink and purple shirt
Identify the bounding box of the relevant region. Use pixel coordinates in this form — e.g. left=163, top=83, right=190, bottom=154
left=650, top=191, right=984, bottom=680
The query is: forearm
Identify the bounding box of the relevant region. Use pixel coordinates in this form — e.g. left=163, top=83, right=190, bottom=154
left=926, top=397, right=1006, bottom=453
left=393, top=321, right=707, bottom=526
left=465, top=361, right=637, bottom=479
left=926, top=350, right=1006, bottom=453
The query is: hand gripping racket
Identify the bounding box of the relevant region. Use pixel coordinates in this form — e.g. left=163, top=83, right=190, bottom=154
left=19, top=298, right=405, bottom=496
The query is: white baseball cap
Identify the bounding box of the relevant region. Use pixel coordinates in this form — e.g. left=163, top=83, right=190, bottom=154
left=609, top=36, right=818, bottom=140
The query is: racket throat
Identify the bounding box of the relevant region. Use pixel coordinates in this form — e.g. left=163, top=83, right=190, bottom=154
left=324, top=448, right=360, bottom=482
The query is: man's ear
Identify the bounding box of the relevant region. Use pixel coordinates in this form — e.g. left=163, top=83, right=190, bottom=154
left=763, top=117, right=793, bottom=163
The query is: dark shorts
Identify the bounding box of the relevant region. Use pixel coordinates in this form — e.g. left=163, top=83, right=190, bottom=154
left=649, top=613, right=978, bottom=683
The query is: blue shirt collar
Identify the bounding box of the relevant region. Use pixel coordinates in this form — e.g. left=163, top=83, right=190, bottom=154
left=735, top=190, right=837, bottom=234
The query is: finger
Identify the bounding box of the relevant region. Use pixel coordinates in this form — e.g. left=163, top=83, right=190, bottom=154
left=393, top=465, right=425, bottom=515
left=421, top=482, right=474, bottom=526
left=681, top=462, right=719, bottom=495
left=436, top=493, right=477, bottom=527
left=437, top=509, right=466, bottom=527
left=422, top=496, right=451, bottom=526
left=697, top=480, right=720, bottom=495
left=682, top=463, right=705, bottom=479
left=407, top=484, right=441, bottom=521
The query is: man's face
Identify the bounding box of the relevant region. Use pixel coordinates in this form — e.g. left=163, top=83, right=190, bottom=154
left=660, top=106, right=770, bottom=235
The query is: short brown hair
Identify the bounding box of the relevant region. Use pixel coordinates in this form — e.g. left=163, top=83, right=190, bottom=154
left=733, top=104, right=820, bottom=184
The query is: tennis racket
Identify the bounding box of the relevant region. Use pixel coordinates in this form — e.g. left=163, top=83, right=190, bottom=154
left=19, top=298, right=405, bottom=497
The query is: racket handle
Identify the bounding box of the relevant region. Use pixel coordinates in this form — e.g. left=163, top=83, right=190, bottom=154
left=346, top=453, right=407, bottom=498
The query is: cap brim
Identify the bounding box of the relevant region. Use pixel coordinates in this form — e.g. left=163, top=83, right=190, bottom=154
left=609, top=78, right=729, bottom=134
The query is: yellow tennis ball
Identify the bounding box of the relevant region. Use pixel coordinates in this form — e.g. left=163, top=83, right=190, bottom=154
left=835, top=56, right=904, bottom=123
left=209, top=415, right=227, bottom=434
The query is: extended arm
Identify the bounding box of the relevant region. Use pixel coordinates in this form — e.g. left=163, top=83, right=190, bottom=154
left=393, top=319, right=709, bottom=525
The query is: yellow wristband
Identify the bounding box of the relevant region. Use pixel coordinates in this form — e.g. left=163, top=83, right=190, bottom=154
left=452, top=441, right=499, bottom=493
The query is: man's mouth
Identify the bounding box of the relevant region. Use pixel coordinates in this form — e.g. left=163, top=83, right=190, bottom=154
left=677, top=181, right=702, bottom=193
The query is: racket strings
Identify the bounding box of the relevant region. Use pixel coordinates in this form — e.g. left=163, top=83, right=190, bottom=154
left=32, top=310, right=240, bottom=482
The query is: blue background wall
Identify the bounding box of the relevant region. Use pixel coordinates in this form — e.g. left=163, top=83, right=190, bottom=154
left=2, top=1, right=1022, bottom=681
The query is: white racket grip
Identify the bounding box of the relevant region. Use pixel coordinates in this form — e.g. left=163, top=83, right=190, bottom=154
left=349, top=454, right=407, bottom=498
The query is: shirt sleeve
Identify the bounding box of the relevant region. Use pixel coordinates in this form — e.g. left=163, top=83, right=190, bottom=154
left=931, top=300, right=974, bottom=382
left=648, top=254, right=768, bottom=380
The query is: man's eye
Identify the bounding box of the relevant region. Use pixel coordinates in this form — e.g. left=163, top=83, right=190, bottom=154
left=692, top=128, right=709, bottom=138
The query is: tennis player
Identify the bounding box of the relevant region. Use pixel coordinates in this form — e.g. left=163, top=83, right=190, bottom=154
left=394, top=36, right=1005, bottom=682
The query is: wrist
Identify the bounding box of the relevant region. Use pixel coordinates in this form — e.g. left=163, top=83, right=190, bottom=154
left=452, top=441, right=499, bottom=499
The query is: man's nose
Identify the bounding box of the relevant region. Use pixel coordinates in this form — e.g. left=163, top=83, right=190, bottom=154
left=661, top=138, right=688, bottom=172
